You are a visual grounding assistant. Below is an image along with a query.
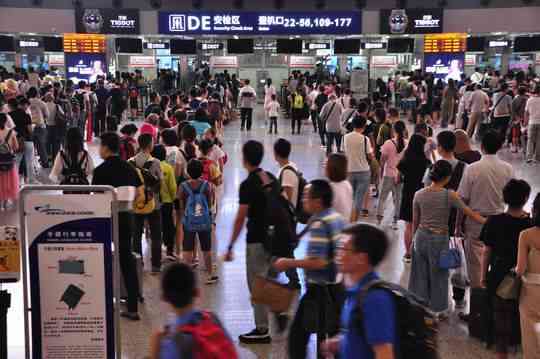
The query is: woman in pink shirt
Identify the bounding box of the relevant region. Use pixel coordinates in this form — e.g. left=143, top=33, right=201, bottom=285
left=377, top=120, right=407, bottom=229
left=139, top=113, right=159, bottom=143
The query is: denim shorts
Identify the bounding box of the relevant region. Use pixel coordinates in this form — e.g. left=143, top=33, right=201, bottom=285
left=349, top=171, right=371, bottom=211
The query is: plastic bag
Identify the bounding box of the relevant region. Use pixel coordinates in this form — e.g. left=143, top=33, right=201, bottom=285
left=450, top=237, right=469, bottom=288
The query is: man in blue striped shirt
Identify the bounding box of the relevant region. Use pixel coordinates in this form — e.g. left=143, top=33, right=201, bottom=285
left=273, top=179, right=346, bottom=358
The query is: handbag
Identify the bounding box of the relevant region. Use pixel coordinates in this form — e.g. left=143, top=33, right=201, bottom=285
left=251, top=275, right=297, bottom=313
left=450, top=237, right=469, bottom=288
left=496, top=271, right=522, bottom=300
left=439, top=191, right=462, bottom=270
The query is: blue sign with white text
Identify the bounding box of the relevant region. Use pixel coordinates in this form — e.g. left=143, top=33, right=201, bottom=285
left=158, top=11, right=361, bottom=35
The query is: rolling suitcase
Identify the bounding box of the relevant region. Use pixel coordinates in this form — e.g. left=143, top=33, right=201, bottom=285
left=468, top=288, right=493, bottom=346
left=120, top=252, right=143, bottom=300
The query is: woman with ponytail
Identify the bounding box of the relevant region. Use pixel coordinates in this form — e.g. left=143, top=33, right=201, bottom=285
left=377, top=120, right=407, bottom=228
left=408, top=160, right=485, bottom=319
left=49, top=127, right=94, bottom=184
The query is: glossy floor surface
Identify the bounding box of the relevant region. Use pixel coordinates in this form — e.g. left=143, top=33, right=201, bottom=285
left=3, top=106, right=538, bottom=358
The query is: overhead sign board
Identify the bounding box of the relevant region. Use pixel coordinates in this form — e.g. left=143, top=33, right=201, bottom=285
left=144, top=42, right=169, bottom=50
left=75, top=8, right=140, bottom=34
left=305, top=42, right=330, bottom=50
left=158, top=11, right=361, bottom=35
left=380, top=8, right=443, bottom=34
left=489, top=40, right=509, bottom=48
left=199, top=42, right=224, bottom=51
left=424, top=33, right=467, bottom=53
left=289, top=56, right=315, bottom=68
left=362, top=42, right=386, bottom=50
left=18, top=38, right=42, bottom=49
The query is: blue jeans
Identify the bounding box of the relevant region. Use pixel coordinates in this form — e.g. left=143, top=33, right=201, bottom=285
left=17, top=141, right=36, bottom=184
left=349, top=171, right=371, bottom=212
left=409, top=229, right=449, bottom=313
left=33, top=125, right=48, bottom=166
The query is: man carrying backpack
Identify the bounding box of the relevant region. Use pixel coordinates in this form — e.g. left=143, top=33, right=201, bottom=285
left=321, top=223, right=396, bottom=359
left=273, top=138, right=301, bottom=289
left=224, top=140, right=277, bottom=344
left=150, top=263, right=237, bottom=359
left=273, top=179, right=346, bottom=358
left=130, top=134, right=163, bottom=274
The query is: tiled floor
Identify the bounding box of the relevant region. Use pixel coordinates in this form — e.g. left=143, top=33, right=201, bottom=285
left=3, top=107, right=536, bottom=358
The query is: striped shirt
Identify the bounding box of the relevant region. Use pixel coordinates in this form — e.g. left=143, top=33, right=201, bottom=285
left=305, top=208, right=346, bottom=284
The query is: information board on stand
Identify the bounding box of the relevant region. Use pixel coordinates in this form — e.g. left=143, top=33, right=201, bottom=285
left=20, top=186, right=119, bottom=359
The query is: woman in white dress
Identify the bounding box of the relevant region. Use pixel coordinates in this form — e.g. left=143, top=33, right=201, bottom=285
left=264, top=78, right=277, bottom=123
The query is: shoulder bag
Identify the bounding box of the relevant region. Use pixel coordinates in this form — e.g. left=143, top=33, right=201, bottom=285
left=438, top=190, right=462, bottom=270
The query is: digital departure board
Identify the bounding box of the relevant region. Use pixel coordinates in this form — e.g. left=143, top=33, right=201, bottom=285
left=63, top=34, right=106, bottom=53
left=424, top=33, right=466, bottom=53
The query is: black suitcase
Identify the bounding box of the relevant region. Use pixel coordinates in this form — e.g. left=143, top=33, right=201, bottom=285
left=468, top=288, right=493, bottom=346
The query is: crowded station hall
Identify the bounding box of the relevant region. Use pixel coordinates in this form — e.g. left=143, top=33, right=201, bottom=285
left=1, top=0, right=540, bottom=358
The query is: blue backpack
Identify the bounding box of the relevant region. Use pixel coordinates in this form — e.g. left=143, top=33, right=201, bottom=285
left=182, top=181, right=212, bottom=232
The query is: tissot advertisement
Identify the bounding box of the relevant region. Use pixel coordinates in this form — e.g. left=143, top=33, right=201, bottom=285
left=158, top=11, right=361, bottom=35
left=76, top=8, right=140, bottom=34
left=66, top=53, right=107, bottom=84
left=380, top=8, right=443, bottom=34
left=424, top=53, right=465, bottom=82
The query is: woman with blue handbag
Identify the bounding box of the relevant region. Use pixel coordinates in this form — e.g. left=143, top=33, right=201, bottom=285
left=409, top=160, right=486, bottom=320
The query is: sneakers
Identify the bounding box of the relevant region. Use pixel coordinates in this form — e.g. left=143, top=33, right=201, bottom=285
left=206, top=274, right=219, bottom=285
left=402, top=254, right=412, bottom=264
left=239, top=328, right=272, bottom=344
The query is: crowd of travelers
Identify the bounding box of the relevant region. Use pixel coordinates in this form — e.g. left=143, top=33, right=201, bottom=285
left=0, top=64, right=539, bottom=359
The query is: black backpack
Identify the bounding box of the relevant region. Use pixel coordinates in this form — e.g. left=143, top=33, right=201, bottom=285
left=258, top=171, right=297, bottom=257
left=354, top=280, right=439, bottom=359
left=130, top=159, right=161, bottom=194
left=0, top=130, right=15, bottom=172
left=279, top=165, right=310, bottom=224
left=60, top=150, right=89, bottom=185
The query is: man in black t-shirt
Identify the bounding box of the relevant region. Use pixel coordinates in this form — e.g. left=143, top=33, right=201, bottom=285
left=224, top=140, right=273, bottom=344
left=92, top=132, right=142, bottom=321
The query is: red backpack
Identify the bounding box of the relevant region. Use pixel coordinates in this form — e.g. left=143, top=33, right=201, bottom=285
left=119, top=137, right=136, bottom=161
left=173, top=311, right=237, bottom=359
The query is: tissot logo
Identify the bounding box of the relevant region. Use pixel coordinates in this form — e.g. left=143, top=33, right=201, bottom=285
left=414, top=15, right=440, bottom=29
left=34, top=205, right=94, bottom=216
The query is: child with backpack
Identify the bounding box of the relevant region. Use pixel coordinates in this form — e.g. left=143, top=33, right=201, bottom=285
left=49, top=127, right=94, bottom=185
left=150, top=263, right=237, bottom=359
left=119, top=124, right=138, bottom=161
left=198, top=139, right=222, bottom=187
left=177, top=159, right=218, bottom=285
left=0, top=113, right=19, bottom=210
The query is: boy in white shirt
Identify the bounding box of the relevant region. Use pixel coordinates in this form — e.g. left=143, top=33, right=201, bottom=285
left=265, top=94, right=281, bottom=134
